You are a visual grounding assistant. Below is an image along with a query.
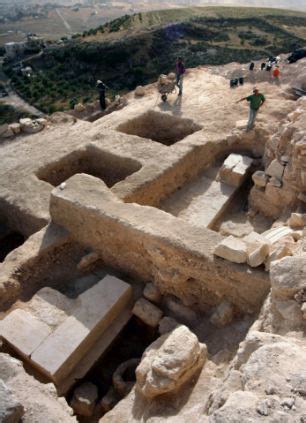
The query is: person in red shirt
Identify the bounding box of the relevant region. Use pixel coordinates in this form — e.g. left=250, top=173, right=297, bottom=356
left=273, top=66, right=280, bottom=80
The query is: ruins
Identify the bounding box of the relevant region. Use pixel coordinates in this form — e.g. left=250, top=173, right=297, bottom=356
left=0, top=56, right=305, bottom=422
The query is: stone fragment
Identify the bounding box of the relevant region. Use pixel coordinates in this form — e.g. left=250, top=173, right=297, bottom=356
left=36, top=117, right=48, bottom=127
left=244, top=231, right=270, bottom=267
left=132, top=298, right=163, bottom=327
left=252, top=170, right=268, bottom=188
left=136, top=326, right=207, bottom=398
left=70, top=382, right=98, bottom=417
left=262, top=226, right=293, bottom=244
left=256, top=399, right=269, bottom=416
left=158, top=316, right=179, bottom=335
left=281, top=397, right=295, bottom=409
left=112, top=358, right=140, bottom=397
left=218, top=154, right=253, bottom=187
left=165, top=296, right=197, bottom=323
left=143, top=282, right=161, bottom=303
left=0, top=379, right=24, bottom=422
left=266, top=159, right=284, bottom=179
left=74, top=103, right=86, bottom=113
left=214, top=236, right=247, bottom=264
left=9, top=123, right=21, bottom=134
left=100, top=387, right=119, bottom=413
left=134, top=86, right=145, bottom=97
left=77, top=251, right=100, bottom=270
left=210, top=302, right=234, bottom=327
left=288, top=213, right=306, bottom=228
left=0, top=309, right=52, bottom=357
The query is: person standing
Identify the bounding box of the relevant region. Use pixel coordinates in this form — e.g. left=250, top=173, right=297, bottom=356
left=273, top=65, right=280, bottom=81
left=175, top=57, right=185, bottom=96
left=96, top=80, right=106, bottom=110
left=237, top=87, right=265, bottom=131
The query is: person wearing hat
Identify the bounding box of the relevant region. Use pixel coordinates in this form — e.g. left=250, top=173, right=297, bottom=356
left=237, top=87, right=265, bottom=131
left=96, top=80, right=106, bottom=110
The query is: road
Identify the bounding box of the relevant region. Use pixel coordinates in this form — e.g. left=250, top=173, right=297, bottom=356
left=55, top=8, right=72, bottom=32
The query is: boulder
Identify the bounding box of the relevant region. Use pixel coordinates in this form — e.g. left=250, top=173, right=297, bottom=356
left=132, top=298, right=163, bottom=327
left=210, top=302, right=234, bottom=327
left=0, top=379, right=24, bottom=422
left=135, top=86, right=145, bottom=97
left=265, top=159, right=284, bottom=179
left=74, top=103, right=86, bottom=113
left=136, top=326, right=207, bottom=398
left=36, top=117, right=48, bottom=127
left=252, top=170, right=268, bottom=188
left=143, top=282, right=161, bottom=303
left=70, top=382, right=98, bottom=417
left=20, top=118, right=44, bottom=134
left=288, top=212, right=306, bottom=228
left=214, top=236, right=247, bottom=264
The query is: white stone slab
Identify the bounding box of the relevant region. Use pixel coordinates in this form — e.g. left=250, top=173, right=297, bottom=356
left=262, top=226, right=293, bottom=244
left=31, top=275, right=132, bottom=383
left=218, top=154, right=253, bottom=187
left=0, top=309, right=51, bottom=357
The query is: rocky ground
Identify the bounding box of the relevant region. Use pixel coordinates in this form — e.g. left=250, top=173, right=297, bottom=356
left=0, top=55, right=305, bottom=422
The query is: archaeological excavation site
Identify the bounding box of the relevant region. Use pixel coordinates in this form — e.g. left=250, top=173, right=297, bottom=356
left=0, top=55, right=305, bottom=422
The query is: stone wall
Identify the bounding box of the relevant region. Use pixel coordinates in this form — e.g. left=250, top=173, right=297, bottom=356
left=50, top=173, right=269, bottom=314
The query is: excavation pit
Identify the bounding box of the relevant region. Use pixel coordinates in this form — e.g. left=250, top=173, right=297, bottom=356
left=0, top=222, right=25, bottom=262
left=36, top=148, right=142, bottom=188
left=117, top=110, right=202, bottom=146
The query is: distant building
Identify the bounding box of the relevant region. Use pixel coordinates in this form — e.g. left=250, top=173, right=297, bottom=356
left=4, top=41, right=26, bottom=59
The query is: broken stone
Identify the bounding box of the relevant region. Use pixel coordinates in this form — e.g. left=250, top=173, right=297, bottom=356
left=132, top=298, right=163, bottom=327
left=136, top=326, right=207, bottom=398
left=218, top=154, right=253, bottom=187
left=262, top=226, right=293, bottom=244
left=112, top=358, right=140, bottom=397
left=266, top=159, right=284, bottom=179
left=143, top=282, right=161, bottom=303
left=158, top=316, right=179, bottom=335
left=36, top=117, right=48, bottom=127
left=252, top=170, right=268, bottom=188
left=135, top=86, right=145, bottom=97
left=9, top=123, right=21, bottom=135
left=70, top=382, right=98, bottom=417
left=281, top=397, right=295, bottom=409
left=210, top=302, right=234, bottom=327
left=243, top=232, right=270, bottom=267
left=77, top=251, right=100, bottom=270
left=288, top=213, right=306, bottom=228
left=74, top=103, right=86, bottom=113
left=0, top=379, right=24, bottom=422
left=214, top=236, right=247, bottom=264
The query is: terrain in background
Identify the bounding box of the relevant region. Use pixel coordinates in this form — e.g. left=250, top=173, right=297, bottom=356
left=2, top=6, right=306, bottom=113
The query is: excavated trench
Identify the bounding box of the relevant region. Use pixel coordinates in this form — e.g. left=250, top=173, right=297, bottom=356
left=36, top=149, right=142, bottom=188
left=117, top=110, right=202, bottom=146
left=0, top=222, right=25, bottom=263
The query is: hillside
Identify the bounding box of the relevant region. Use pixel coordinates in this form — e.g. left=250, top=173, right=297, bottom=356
left=3, top=6, right=306, bottom=113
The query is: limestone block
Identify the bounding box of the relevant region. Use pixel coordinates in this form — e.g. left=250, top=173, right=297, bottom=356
left=288, top=213, right=306, bottom=228
left=244, top=232, right=270, bottom=267
left=210, top=302, right=234, bottom=327
left=136, top=326, right=207, bottom=398
left=77, top=251, right=100, bottom=270
left=9, top=123, right=21, bottom=134
left=0, top=379, right=24, bottom=422
left=158, top=316, right=179, bottom=335
left=265, top=159, right=284, bottom=179
left=132, top=298, right=163, bottom=327
left=70, top=382, right=98, bottom=417
left=214, top=236, right=247, bottom=264
left=135, top=86, right=145, bottom=97
left=264, top=244, right=292, bottom=271
left=143, top=282, right=161, bottom=303
left=0, top=309, right=52, bottom=357
left=270, top=255, right=306, bottom=298
left=31, top=276, right=132, bottom=383
left=262, top=226, right=293, bottom=244
left=218, top=154, right=253, bottom=187
left=74, top=103, right=86, bottom=113
left=252, top=170, right=268, bottom=188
